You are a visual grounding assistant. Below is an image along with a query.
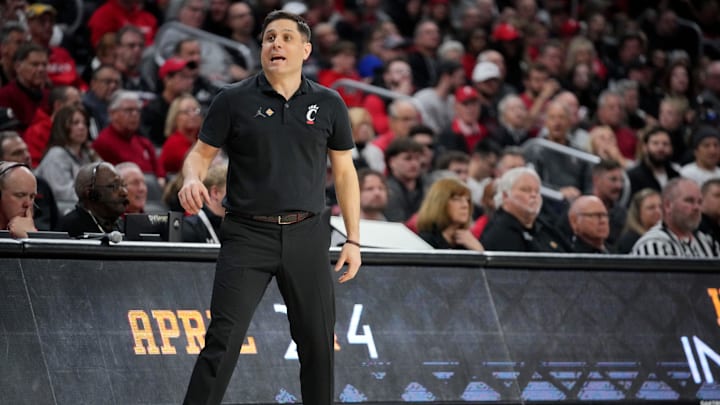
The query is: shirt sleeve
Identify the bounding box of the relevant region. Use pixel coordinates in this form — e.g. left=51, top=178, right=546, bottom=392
left=327, top=94, right=354, bottom=151
left=199, top=86, right=233, bottom=148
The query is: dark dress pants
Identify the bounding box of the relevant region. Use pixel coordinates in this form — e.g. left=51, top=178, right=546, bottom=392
left=183, top=210, right=335, bottom=404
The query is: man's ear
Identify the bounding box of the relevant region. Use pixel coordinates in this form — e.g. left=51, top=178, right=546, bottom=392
left=303, top=42, right=312, bottom=61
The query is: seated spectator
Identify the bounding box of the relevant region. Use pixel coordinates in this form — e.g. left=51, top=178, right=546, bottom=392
left=491, top=94, right=531, bottom=147
left=57, top=162, right=129, bottom=237
left=25, top=85, right=82, bottom=167
left=116, top=162, right=147, bottom=215
left=0, top=131, right=58, bottom=230
left=590, top=159, right=627, bottom=247
left=155, top=0, right=239, bottom=84
left=680, top=126, right=720, bottom=186
left=83, top=33, right=119, bottom=85
left=466, top=139, right=500, bottom=207
left=141, top=58, right=197, bottom=147
left=592, top=90, right=637, bottom=160
left=348, top=107, right=375, bottom=169
left=0, top=43, right=49, bottom=134
left=519, top=63, right=558, bottom=130
left=627, top=127, right=680, bottom=198
left=83, top=66, right=122, bottom=139
left=160, top=94, right=202, bottom=174
left=173, top=38, right=222, bottom=109
left=416, top=178, right=484, bottom=251
left=93, top=91, right=165, bottom=183
left=182, top=163, right=227, bottom=243
left=383, top=138, right=426, bottom=222
left=568, top=195, right=611, bottom=253
left=412, top=59, right=465, bottom=134
left=0, top=22, right=27, bottom=87
left=26, top=4, right=85, bottom=90
left=526, top=101, right=593, bottom=201
left=614, top=79, right=655, bottom=132
left=658, top=96, right=692, bottom=163
left=434, top=151, right=470, bottom=183
left=408, top=125, right=437, bottom=175
left=357, top=168, right=388, bottom=221
left=470, top=61, right=502, bottom=129
left=0, top=161, right=37, bottom=238
left=226, top=1, right=261, bottom=78
left=35, top=106, right=99, bottom=203
left=480, top=167, right=570, bottom=252
left=632, top=178, right=719, bottom=257
left=114, top=26, right=152, bottom=92
left=317, top=41, right=363, bottom=107
left=362, top=58, right=414, bottom=135
left=552, top=91, right=591, bottom=151
left=589, top=125, right=633, bottom=169
left=87, top=0, right=158, bottom=47
left=700, top=179, right=720, bottom=244
left=363, top=98, right=420, bottom=173
left=616, top=188, right=662, bottom=254
left=438, top=85, right=488, bottom=154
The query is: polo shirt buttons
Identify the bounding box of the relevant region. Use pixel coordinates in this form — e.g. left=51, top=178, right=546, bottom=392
left=285, top=103, right=289, bottom=108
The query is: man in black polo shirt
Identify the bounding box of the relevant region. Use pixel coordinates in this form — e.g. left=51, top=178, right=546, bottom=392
left=178, top=10, right=361, bottom=405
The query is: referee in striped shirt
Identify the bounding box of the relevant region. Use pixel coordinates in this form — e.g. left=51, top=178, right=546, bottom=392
left=632, top=178, right=719, bottom=257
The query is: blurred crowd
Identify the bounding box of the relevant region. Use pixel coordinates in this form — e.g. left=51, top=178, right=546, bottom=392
left=0, top=0, right=719, bottom=256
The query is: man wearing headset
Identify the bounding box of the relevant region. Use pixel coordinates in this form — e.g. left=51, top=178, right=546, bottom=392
left=0, top=161, right=37, bottom=238
left=56, top=162, right=129, bottom=237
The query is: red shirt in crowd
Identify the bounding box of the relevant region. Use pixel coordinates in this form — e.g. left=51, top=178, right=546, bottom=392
left=317, top=69, right=364, bottom=107
left=0, top=80, right=49, bottom=135
left=88, top=0, right=158, bottom=47
left=159, top=131, right=194, bottom=174
left=47, top=47, right=86, bottom=91
left=613, top=126, right=638, bottom=160
left=23, top=108, right=52, bottom=167
left=93, top=125, right=165, bottom=179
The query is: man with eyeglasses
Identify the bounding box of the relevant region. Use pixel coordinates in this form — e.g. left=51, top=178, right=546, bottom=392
left=0, top=43, right=49, bottom=135
left=57, top=162, right=129, bottom=237
left=93, top=91, right=166, bottom=185
left=568, top=195, right=612, bottom=253
left=141, top=57, right=197, bottom=147
left=83, top=65, right=123, bottom=135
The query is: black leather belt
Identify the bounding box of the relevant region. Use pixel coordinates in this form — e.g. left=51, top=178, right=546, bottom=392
left=232, top=211, right=313, bottom=225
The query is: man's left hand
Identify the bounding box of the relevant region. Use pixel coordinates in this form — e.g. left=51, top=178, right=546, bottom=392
left=335, top=243, right=361, bottom=283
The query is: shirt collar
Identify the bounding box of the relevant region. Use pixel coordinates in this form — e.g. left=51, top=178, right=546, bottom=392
left=257, top=72, right=311, bottom=97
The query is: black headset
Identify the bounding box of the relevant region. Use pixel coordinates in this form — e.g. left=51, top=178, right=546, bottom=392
left=0, top=162, right=31, bottom=198
left=88, top=162, right=102, bottom=202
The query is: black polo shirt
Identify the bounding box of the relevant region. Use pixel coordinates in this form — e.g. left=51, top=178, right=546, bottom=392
left=200, top=73, right=353, bottom=215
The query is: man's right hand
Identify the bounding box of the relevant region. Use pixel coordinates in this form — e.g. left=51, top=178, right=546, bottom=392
left=178, top=178, right=210, bottom=214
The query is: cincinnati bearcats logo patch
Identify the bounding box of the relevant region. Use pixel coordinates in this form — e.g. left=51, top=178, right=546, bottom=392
left=306, top=104, right=319, bottom=125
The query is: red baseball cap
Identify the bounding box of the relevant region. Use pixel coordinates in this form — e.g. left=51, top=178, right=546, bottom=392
left=455, top=86, right=479, bottom=103
left=492, top=23, right=521, bottom=42
left=159, top=58, right=197, bottom=80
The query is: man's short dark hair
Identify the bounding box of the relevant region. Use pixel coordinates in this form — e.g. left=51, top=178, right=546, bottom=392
left=13, top=42, right=46, bottom=63
left=91, top=64, right=119, bottom=81
left=357, top=168, right=386, bottom=188
left=261, top=10, right=311, bottom=42
left=385, top=138, right=424, bottom=167
left=592, top=159, right=623, bottom=176
left=435, top=151, right=470, bottom=170
left=1, top=22, right=26, bottom=44
left=643, top=127, right=670, bottom=144
left=408, top=124, right=435, bottom=138
left=472, top=138, right=501, bottom=158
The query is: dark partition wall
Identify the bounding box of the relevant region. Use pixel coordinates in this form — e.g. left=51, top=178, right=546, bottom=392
left=1, top=242, right=719, bottom=405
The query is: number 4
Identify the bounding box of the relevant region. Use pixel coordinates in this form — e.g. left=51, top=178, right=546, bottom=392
left=274, top=303, right=378, bottom=360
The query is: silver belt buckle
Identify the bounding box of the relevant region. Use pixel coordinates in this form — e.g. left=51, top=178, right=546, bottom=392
left=278, top=215, right=293, bottom=225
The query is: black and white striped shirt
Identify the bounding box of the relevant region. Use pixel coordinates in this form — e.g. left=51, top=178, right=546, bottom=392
left=631, top=223, right=720, bottom=257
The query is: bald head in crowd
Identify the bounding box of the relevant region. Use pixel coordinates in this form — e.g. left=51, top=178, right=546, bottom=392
left=569, top=195, right=610, bottom=251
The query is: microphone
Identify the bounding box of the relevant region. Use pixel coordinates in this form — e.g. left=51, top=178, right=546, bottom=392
left=80, top=231, right=124, bottom=244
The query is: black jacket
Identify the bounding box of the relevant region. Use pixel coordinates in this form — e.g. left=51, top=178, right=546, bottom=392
left=480, top=209, right=571, bottom=252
